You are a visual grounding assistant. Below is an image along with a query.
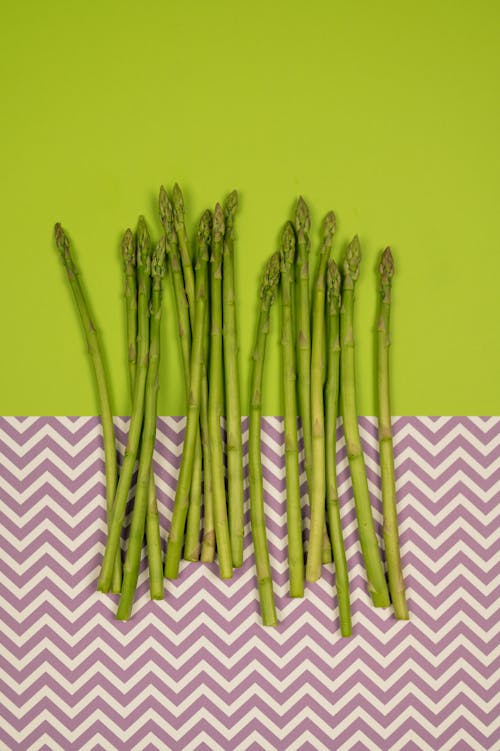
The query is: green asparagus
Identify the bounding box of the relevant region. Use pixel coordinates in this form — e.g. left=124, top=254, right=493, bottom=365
left=200, top=278, right=215, bottom=562
left=97, top=216, right=152, bottom=593
left=173, top=183, right=196, bottom=314
left=55, top=223, right=122, bottom=594
left=223, top=190, right=244, bottom=568
left=280, top=222, right=304, bottom=597
left=208, top=203, right=233, bottom=579
left=306, top=211, right=336, bottom=582
left=340, top=235, right=390, bottom=607
left=294, top=198, right=332, bottom=565
left=294, top=197, right=313, bottom=490
left=117, top=238, right=166, bottom=619
left=325, top=260, right=352, bottom=636
left=187, top=210, right=214, bottom=564
left=159, top=186, right=203, bottom=562
left=249, top=252, right=281, bottom=626
left=377, top=247, right=409, bottom=620
left=121, top=228, right=163, bottom=601
left=122, top=229, right=138, bottom=389
left=171, top=184, right=205, bottom=562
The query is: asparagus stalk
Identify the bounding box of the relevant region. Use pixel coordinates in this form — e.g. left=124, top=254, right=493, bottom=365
left=294, top=197, right=313, bottom=490
left=340, top=236, right=390, bottom=607
left=325, top=260, right=352, bottom=636
left=184, top=418, right=203, bottom=561
left=98, top=216, right=152, bottom=593
left=249, top=252, right=280, bottom=626
left=122, top=229, right=138, bottom=389
left=223, top=190, right=244, bottom=567
left=54, top=223, right=122, bottom=593
left=208, top=203, right=233, bottom=579
left=165, top=211, right=212, bottom=578
left=159, top=187, right=203, bottom=562
left=280, top=222, right=304, bottom=597
left=172, top=184, right=205, bottom=562
left=173, top=183, right=196, bottom=314
left=187, top=211, right=214, bottom=563
left=306, top=212, right=336, bottom=582
left=117, top=239, right=166, bottom=619
left=377, top=247, right=409, bottom=620
left=146, top=471, right=163, bottom=599
left=200, top=289, right=215, bottom=562
left=294, top=199, right=332, bottom=565
left=121, top=229, right=163, bottom=601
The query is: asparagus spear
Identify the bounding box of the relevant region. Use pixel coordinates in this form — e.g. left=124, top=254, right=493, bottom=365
left=173, top=183, right=196, bottom=314
left=208, top=204, right=233, bottom=579
left=325, top=260, right=352, bottom=636
left=117, top=239, right=166, bottom=619
left=249, top=252, right=280, bottom=626
left=122, top=229, right=138, bottom=389
left=340, top=236, right=390, bottom=607
left=294, top=198, right=313, bottom=490
left=223, top=190, right=244, bottom=567
left=159, top=187, right=203, bottom=562
left=200, top=297, right=215, bottom=563
left=294, top=198, right=332, bottom=565
left=280, top=222, right=304, bottom=597
left=377, top=247, right=409, bottom=620
left=172, top=184, right=205, bottom=562
left=165, top=210, right=212, bottom=578
left=306, top=212, right=336, bottom=582
left=121, top=229, right=163, bottom=601
left=184, top=432, right=203, bottom=560
left=188, top=211, right=213, bottom=563
left=54, top=223, right=122, bottom=593
left=98, top=216, right=152, bottom=593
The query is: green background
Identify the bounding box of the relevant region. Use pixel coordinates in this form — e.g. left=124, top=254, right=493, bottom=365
left=1, top=0, right=499, bottom=416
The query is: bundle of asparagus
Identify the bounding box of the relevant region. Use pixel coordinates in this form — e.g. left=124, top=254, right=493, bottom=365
left=54, top=187, right=407, bottom=632
left=55, top=185, right=245, bottom=621
left=250, top=199, right=407, bottom=633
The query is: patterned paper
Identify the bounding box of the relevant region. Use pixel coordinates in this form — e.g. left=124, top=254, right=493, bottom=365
left=1, top=416, right=498, bottom=750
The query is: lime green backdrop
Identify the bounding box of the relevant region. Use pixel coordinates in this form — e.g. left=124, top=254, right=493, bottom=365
left=1, top=0, right=499, bottom=416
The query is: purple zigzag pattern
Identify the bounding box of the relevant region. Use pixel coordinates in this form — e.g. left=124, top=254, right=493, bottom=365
left=0, top=416, right=499, bottom=751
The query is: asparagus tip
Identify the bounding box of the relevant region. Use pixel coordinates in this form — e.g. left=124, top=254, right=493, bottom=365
left=260, top=251, right=281, bottom=306
left=280, top=221, right=296, bottom=269
left=379, top=246, right=394, bottom=302
left=323, top=210, right=336, bottom=239
left=224, top=189, right=238, bottom=220
left=343, top=234, right=361, bottom=281
left=197, top=209, right=213, bottom=259
left=152, top=237, right=166, bottom=278
left=121, top=228, right=135, bottom=265
left=172, top=182, right=185, bottom=219
left=380, top=246, right=394, bottom=279
left=213, top=202, right=225, bottom=242
left=137, top=215, right=151, bottom=260
left=326, top=259, right=342, bottom=313
left=295, top=196, right=311, bottom=235
left=159, top=185, right=173, bottom=231
left=54, top=222, right=69, bottom=254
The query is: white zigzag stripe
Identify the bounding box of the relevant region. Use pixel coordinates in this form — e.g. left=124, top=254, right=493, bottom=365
left=1, top=446, right=105, bottom=482
left=21, top=723, right=496, bottom=751
left=2, top=674, right=498, bottom=733
left=1, top=703, right=497, bottom=748
left=0, top=470, right=105, bottom=504
left=3, top=643, right=498, bottom=699
left=3, top=607, right=496, bottom=672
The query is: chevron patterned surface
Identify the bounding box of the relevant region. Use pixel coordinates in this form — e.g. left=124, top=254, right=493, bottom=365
left=0, top=416, right=499, bottom=751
